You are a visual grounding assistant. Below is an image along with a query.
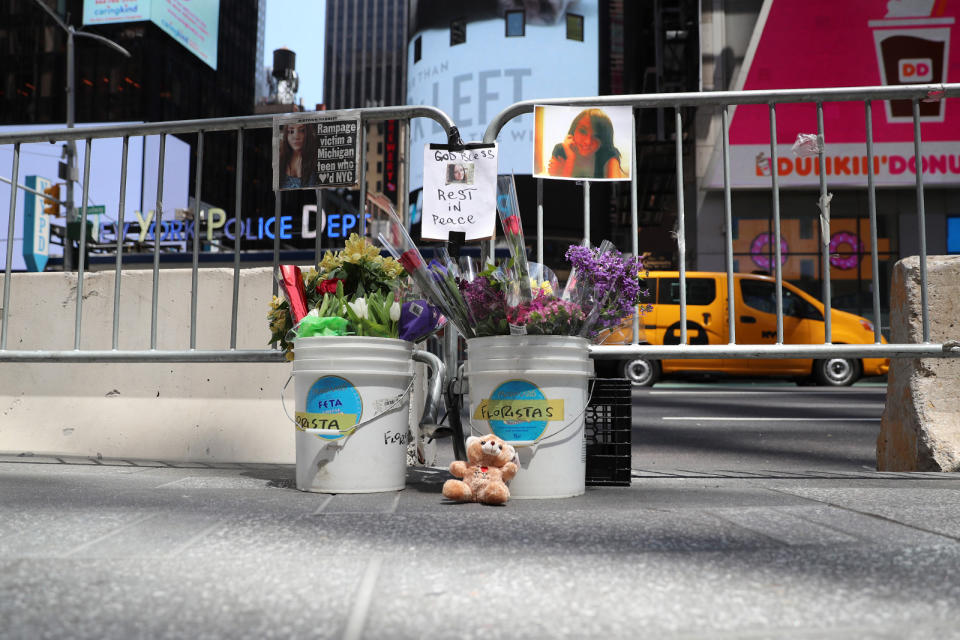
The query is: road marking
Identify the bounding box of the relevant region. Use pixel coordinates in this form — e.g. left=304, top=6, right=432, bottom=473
left=60, top=513, right=157, bottom=557
left=312, top=494, right=334, bottom=515
left=649, top=390, right=886, bottom=395
left=342, top=555, right=384, bottom=640
left=661, top=417, right=882, bottom=421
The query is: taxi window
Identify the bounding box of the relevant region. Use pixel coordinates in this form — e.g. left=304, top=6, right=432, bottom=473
left=740, top=279, right=776, bottom=314
left=740, top=279, right=823, bottom=319
left=657, top=278, right=716, bottom=305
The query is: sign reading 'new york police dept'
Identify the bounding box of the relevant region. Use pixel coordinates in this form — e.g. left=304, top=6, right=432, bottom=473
left=273, top=112, right=361, bottom=191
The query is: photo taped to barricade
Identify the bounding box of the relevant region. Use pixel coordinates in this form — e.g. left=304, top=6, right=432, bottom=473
left=273, top=112, right=362, bottom=191
left=421, top=142, right=498, bottom=241
left=533, top=104, right=633, bottom=181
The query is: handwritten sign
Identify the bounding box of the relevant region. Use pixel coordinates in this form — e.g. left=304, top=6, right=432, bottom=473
left=420, top=143, right=498, bottom=241
left=472, top=399, right=565, bottom=422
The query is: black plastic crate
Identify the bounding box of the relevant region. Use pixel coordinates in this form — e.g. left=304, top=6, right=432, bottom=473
left=584, top=378, right=632, bottom=486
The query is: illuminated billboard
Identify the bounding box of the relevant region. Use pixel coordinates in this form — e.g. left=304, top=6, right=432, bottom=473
left=83, top=0, right=220, bottom=70
left=406, top=0, right=599, bottom=191
left=707, top=0, right=959, bottom=188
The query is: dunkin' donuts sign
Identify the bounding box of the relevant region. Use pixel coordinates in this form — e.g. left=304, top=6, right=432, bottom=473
left=709, top=0, right=959, bottom=188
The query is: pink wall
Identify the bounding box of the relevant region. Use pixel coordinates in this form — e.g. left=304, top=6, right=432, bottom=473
left=729, top=0, right=958, bottom=145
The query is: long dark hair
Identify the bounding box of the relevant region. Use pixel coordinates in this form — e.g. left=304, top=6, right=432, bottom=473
left=568, top=108, right=621, bottom=177
left=279, top=123, right=312, bottom=178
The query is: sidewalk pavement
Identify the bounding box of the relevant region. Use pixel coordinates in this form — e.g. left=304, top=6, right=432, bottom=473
left=2, top=451, right=959, bottom=640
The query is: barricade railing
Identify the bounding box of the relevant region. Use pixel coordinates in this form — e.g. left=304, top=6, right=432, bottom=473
left=482, top=83, right=960, bottom=362
left=0, top=106, right=461, bottom=363
left=5, top=86, right=960, bottom=367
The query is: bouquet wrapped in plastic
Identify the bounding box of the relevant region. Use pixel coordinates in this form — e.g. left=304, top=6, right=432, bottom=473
left=268, top=233, right=445, bottom=359
left=370, top=189, right=645, bottom=340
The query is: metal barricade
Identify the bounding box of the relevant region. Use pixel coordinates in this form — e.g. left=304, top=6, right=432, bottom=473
left=0, top=106, right=460, bottom=363
left=481, top=83, right=960, bottom=363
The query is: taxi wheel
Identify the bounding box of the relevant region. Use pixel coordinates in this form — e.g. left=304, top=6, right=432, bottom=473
left=623, top=358, right=660, bottom=387
left=813, top=358, right=861, bottom=387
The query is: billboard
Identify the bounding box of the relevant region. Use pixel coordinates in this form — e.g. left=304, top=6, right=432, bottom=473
left=406, top=0, right=599, bottom=191
left=707, top=0, right=960, bottom=188
left=83, top=0, right=220, bottom=69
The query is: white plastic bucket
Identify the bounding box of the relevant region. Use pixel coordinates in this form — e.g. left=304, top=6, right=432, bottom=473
left=465, top=335, right=593, bottom=499
left=472, top=335, right=592, bottom=357
left=292, top=357, right=413, bottom=375
left=291, top=336, right=415, bottom=493
left=294, top=336, right=413, bottom=360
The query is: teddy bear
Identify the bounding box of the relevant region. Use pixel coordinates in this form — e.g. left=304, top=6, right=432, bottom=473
left=442, top=435, right=519, bottom=505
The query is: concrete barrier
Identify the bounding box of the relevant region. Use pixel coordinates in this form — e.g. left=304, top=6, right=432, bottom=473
left=0, top=268, right=293, bottom=463
left=878, top=256, right=960, bottom=472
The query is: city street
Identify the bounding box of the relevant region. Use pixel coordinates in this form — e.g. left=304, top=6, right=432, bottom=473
left=633, top=382, right=888, bottom=474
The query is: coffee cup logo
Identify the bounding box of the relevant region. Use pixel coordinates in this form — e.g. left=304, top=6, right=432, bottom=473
left=869, top=1, right=953, bottom=123
left=898, top=58, right=934, bottom=81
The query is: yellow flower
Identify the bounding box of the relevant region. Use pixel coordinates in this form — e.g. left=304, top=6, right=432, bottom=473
left=284, top=349, right=295, bottom=362
left=342, top=234, right=367, bottom=263
left=320, top=251, right=342, bottom=271
left=363, top=240, right=381, bottom=259
left=342, top=233, right=383, bottom=265
left=382, top=257, right=404, bottom=279
left=529, top=278, right=554, bottom=296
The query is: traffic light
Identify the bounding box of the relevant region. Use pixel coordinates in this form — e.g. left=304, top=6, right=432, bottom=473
left=43, top=183, right=61, bottom=216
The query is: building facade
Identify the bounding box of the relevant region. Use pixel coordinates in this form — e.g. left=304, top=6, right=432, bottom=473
left=1, top=0, right=275, bottom=261
left=696, top=0, right=960, bottom=330
left=404, top=0, right=699, bottom=263
left=322, top=0, right=408, bottom=217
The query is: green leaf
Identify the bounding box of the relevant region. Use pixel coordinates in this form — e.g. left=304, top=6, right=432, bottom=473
left=317, top=293, right=333, bottom=317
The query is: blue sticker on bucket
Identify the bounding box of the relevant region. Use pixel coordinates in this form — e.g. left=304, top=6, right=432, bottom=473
left=299, top=375, right=363, bottom=440
left=480, top=379, right=559, bottom=442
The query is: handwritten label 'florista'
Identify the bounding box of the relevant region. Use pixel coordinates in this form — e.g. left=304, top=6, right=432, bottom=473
left=472, top=399, right=564, bottom=422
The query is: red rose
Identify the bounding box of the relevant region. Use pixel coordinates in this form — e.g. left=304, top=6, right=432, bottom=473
left=317, top=278, right=343, bottom=295
left=504, top=216, right=521, bottom=235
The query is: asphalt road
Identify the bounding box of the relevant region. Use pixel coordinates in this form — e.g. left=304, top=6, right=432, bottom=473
left=632, top=381, right=888, bottom=474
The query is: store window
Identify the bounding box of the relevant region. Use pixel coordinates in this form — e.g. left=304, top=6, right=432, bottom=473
left=948, top=216, right=960, bottom=254
left=450, top=19, right=466, bottom=46
left=566, top=14, right=584, bottom=41
left=505, top=11, right=525, bottom=37
left=729, top=191, right=898, bottom=330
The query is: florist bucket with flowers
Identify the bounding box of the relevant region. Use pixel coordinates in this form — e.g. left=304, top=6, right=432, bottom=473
left=376, top=179, right=645, bottom=499
left=270, top=234, right=444, bottom=494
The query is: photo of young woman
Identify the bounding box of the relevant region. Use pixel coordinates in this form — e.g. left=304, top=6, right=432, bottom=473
left=446, top=162, right=474, bottom=184
left=278, top=122, right=317, bottom=189
left=533, top=105, right=633, bottom=181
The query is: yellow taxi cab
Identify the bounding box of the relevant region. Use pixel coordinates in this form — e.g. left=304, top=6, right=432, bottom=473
left=604, top=271, right=889, bottom=387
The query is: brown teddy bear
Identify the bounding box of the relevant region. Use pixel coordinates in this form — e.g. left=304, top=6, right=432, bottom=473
left=442, top=435, right=519, bottom=505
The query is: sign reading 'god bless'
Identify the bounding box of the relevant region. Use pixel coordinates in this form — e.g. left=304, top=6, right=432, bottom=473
left=420, top=143, right=498, bottom=241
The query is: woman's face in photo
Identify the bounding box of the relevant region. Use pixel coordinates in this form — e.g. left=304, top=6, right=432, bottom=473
left=572, top=116, right=601, bottom=157
left=453, top=164, right=466, bottom=181
left=286, top=124, right=305, bottom=152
